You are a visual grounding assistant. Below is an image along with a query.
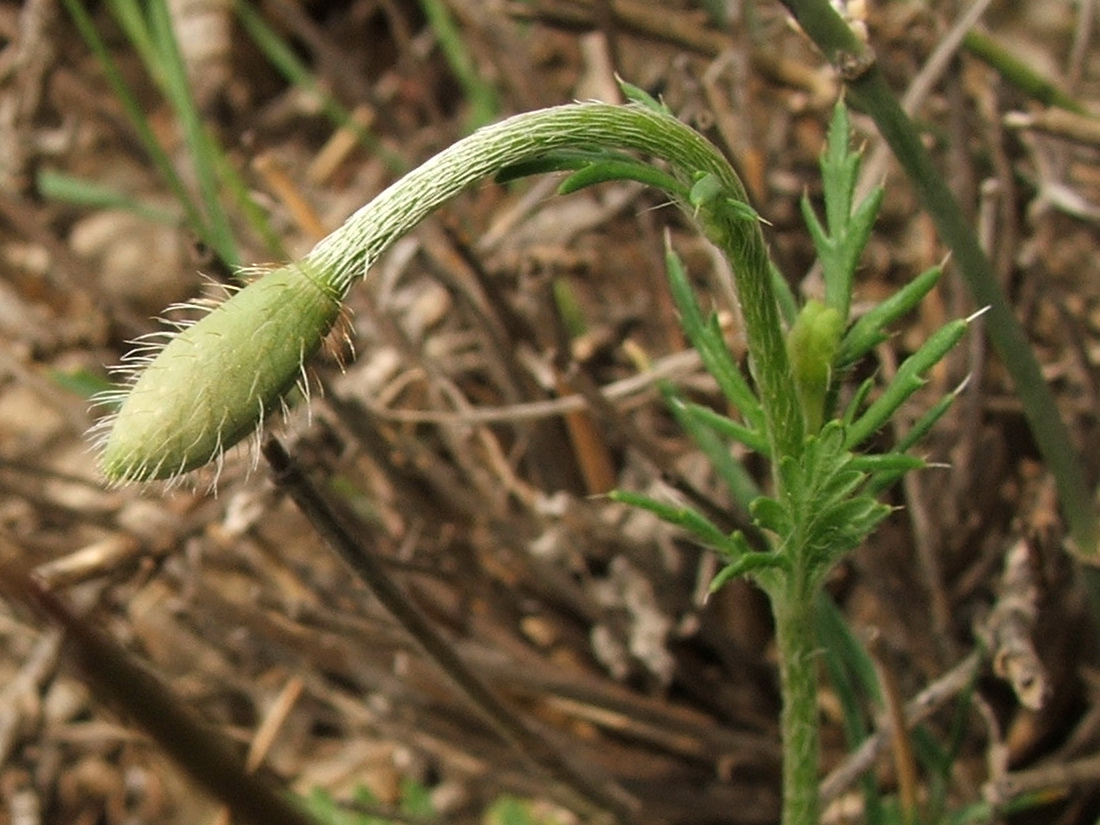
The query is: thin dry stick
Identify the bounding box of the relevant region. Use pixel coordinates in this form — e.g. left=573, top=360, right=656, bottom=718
left=261, top=436, right=640, bottom=825
left=992, top=752, right=1100, bottom=802
left=366, top=347, right=703, bottom=424
left=819, top=650, right=982, bottom=804
left=1066, top=0, right=1097, bottom=90
left=211, top=676, right=307, bottom=825
left=979, top=538, right=1050, bottom=711
left=869, top=640, right=920, bottom=819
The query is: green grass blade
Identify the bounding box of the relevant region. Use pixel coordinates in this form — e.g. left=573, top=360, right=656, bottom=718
left=104, top=0, right=158, bottom=73
left=963, top=30, right=1087, bottom=114
left=146, top=0, right=239, bottom=265
left=37, top=169, right=180, bottom=225
left=62, top=0, right=207, bottom=239
left=419, top=0, right=500, bottom=128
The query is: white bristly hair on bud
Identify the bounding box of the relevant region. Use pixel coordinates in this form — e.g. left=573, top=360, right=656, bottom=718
left=94, top=262, right=343, bottom=483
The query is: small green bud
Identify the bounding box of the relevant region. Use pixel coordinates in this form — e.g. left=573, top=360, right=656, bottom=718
left=96, top=263, right=342, bottom=483
left=786, top=300, right=844, bottom=432
left=689, top=171, right=725, bottom=211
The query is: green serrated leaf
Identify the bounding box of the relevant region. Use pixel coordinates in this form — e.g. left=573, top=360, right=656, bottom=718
left=609, top=490, right=742, bottom=557
left=664, top=241, right=766, bottom=434
left=843, top=377, right=876, bottom=428
left=841, top=185, right=884, bottom=265
left=839, top=264, right=944, bottom=367
left=722, top=198, right=762, bottom=223
left=710, top=550, right=791, bottom=591
left=681, top=401, right=769, bottom=455
left=826, top=495, right=890, bottom=537
left=689, top=171, right=725, bottom=211
left=865, top=389, right=958, bottom=495
left=801, top=101, right=886, bottom=322
left=771, top=260, right=799, bottom=327
left=822, top=102, right=859, bottom=233
left=669, top=395, right=762, bottom=508
left=816, top=466, right=868, bottom=512
left=848, top=453, right=925, bottom=474
left=751, top=496, right=790, bottom=536
left=846, top=317, right=968, bottom=450
left=800, top=191, right=833, bottom=258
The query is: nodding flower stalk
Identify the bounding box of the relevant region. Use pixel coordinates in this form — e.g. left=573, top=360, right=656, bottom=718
left=97, top=102, right=803, bottom=483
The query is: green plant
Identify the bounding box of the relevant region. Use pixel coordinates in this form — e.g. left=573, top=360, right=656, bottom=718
left=777, top=0, right=1099, bottom=560
left=94, top=95, right=775, bottom=482
left=617, top=103, right=969, bottom=825
left=93, top=83, right=967, bottom=823
left=62, top=0, right=274, bottom=266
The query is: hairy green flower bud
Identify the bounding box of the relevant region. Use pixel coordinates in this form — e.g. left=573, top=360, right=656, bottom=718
left=96, top=263, right=341, bottom=483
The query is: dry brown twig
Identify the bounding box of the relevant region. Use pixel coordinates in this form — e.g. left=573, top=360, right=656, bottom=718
left=977, top=537, right=1051, bottom=712
left=0, top=558, right=319, bottom=825
left=261, top=435, right=641, bottom=824
left=819, top=650, right=982, bottom=805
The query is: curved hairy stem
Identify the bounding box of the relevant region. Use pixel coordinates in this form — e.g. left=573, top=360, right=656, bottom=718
left=306, top=104, right=802, bottom=461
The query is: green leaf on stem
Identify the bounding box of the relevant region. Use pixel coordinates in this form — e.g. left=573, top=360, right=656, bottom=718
left=617, top=78, right=671, bottom=113
left=839, top=264, right=944, bottom=367
left=710, top=548, right=791, bottom=591
left=801, top=102, right=884, bottom=320
left=558, top=158, right=685, bottom=196
left=845, top=317, right=968, bottom=450
left=664, top=240, right=767, bottom=436
left=749, top=423, right=892, bottom=582
left=608, top=490, right=745, bottom=559
left=665, top=394, right=762, bottom=509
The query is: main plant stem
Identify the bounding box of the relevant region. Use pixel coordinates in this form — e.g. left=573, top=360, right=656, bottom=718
left=772, top=570, right=821, bottom=825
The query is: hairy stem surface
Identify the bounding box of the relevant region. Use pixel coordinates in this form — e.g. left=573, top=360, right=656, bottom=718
left=772, top=572, right=821, bottom=825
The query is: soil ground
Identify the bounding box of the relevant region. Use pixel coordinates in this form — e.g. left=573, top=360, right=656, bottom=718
left=1, top=1, right=1100, bottom=824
